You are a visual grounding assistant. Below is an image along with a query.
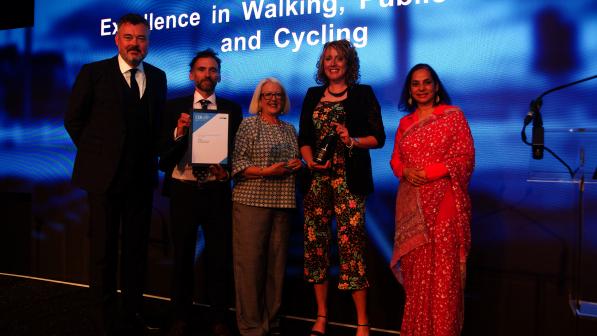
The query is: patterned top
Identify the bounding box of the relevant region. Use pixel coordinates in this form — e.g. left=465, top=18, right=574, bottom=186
left=232, top=116, right=299, bottom=208
left=312, top=100, right=347, bottom=165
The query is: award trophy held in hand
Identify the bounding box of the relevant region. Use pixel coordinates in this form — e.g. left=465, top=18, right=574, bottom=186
left=313, top=127, right=337, bottom=165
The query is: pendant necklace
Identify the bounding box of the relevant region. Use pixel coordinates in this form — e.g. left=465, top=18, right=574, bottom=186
left=327, top=86, right=348, bottom=97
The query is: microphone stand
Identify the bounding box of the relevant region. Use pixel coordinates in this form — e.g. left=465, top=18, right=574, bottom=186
left=522, top=74, right=597, bottom=319
left=521, top=74, right=597, bottom=178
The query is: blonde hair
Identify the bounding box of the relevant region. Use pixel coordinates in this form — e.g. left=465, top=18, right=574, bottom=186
left=248, top=77, right=291, bottom=115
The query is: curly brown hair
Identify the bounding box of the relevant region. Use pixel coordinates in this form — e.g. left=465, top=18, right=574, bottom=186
left=315, top=39, right=360, bottom=87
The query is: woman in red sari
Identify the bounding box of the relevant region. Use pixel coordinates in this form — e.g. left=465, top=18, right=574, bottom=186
left=390, top=64, right=475, bottom=336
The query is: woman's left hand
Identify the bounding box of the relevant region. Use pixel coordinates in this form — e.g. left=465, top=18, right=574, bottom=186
left=285, top=158, right=303, bottom=171
left=403, top=167, right=428, bottom=186
left=331, top=122, right=351, bottom=146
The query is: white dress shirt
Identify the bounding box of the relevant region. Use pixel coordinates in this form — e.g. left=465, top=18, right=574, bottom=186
left=171, top=91, right=218, bottom=181
left=117, top=54, right=145, bottom=99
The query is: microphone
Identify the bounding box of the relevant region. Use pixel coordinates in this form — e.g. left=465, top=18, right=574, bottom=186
left=524, top=99, right=542, bottom=126
left=522, top=74, right=596, bottom=166
left=520, top=75, right=597, bottom=179
left=524, top=98, right=544, bottom=160
left=531, top=111, right=544, bottom=160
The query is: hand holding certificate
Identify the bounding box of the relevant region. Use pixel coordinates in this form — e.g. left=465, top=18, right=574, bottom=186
left=189, top=109, right=230, bottom=166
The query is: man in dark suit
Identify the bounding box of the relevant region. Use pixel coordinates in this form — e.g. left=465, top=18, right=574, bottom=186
left=159, top=49, right=242, bottom=336
left=64, top=13, right=167, bottom=335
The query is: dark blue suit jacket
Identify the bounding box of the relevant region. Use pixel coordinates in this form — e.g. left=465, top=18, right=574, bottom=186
left=65, top=56, right=167, bottom=193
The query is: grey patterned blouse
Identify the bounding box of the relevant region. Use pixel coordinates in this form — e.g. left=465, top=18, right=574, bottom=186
left=232, top=116, right=299, bottom=208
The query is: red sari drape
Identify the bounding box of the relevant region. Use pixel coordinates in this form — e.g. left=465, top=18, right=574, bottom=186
left=390, top=105, right=475, bottom=336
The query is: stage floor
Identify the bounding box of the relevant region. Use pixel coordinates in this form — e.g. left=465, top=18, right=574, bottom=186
left=0, top=273, right=398, bottom=336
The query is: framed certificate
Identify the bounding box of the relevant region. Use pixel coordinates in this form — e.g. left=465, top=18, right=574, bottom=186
left=189, top=109, right=230, bottom=166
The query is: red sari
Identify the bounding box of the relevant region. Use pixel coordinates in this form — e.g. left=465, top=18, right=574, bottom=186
left=390, top=105, right=474, bottom=336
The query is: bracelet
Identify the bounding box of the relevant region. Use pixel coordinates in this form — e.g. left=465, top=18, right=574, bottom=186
left=346, top=137, right=354, bottom=149
left=351, top=137, right=360, bottom=147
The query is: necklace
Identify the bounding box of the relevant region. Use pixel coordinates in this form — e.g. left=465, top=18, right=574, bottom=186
left=327, top=86, right=348, bottom=97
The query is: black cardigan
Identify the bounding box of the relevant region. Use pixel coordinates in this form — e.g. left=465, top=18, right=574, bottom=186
left=298, top=84, right=385, bottom=195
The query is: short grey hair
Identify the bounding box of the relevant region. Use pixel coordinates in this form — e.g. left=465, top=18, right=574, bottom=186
left=248, top=77, right=291, bottom=115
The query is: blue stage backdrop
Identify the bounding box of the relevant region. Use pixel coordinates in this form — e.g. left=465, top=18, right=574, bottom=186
left=1, top=0, right=597, bottom=333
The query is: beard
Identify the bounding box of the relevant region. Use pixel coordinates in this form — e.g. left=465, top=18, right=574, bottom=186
left=126, top=47, right=145, bottom=65
left=197, top=78, right=216, bottom=92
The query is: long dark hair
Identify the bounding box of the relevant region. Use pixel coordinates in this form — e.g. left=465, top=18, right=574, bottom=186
left=315, top=39, right=360, bottom=87
left=398, top=63, right=451, bottom=112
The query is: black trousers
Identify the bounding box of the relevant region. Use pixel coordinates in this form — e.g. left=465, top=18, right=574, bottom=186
left=169, top=179, right=233, bottom=323
left=87, top=186, right=153, bottom=329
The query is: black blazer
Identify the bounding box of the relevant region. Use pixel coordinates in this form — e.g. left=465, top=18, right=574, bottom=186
left=298, top=84, right=385, bottom=195
left=158, top=94, right=243, bottom=196
left=64, top=56, right=167, bottom=193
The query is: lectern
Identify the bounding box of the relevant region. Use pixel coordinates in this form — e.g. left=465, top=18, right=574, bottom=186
left=527, top=128, right=597, bottom=319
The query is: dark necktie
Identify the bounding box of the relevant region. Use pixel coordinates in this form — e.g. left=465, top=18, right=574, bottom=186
left=194, top=99, right=212, bottom=184
left=130, top=68, right=139, bottom=100
left=199, top=99, right=210, bottom=110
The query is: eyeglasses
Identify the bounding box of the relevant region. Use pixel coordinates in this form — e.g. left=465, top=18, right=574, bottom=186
left=261, top=92, right=283, bottom=100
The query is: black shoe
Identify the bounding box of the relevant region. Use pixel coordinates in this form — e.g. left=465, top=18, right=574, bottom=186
left=211, top=322, right=233, bottom=336
left=167, top=319, right=188, bottom=336
left=126, top=313, right=160, bottom=334
left=269, top=326, right=282, bottom=336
